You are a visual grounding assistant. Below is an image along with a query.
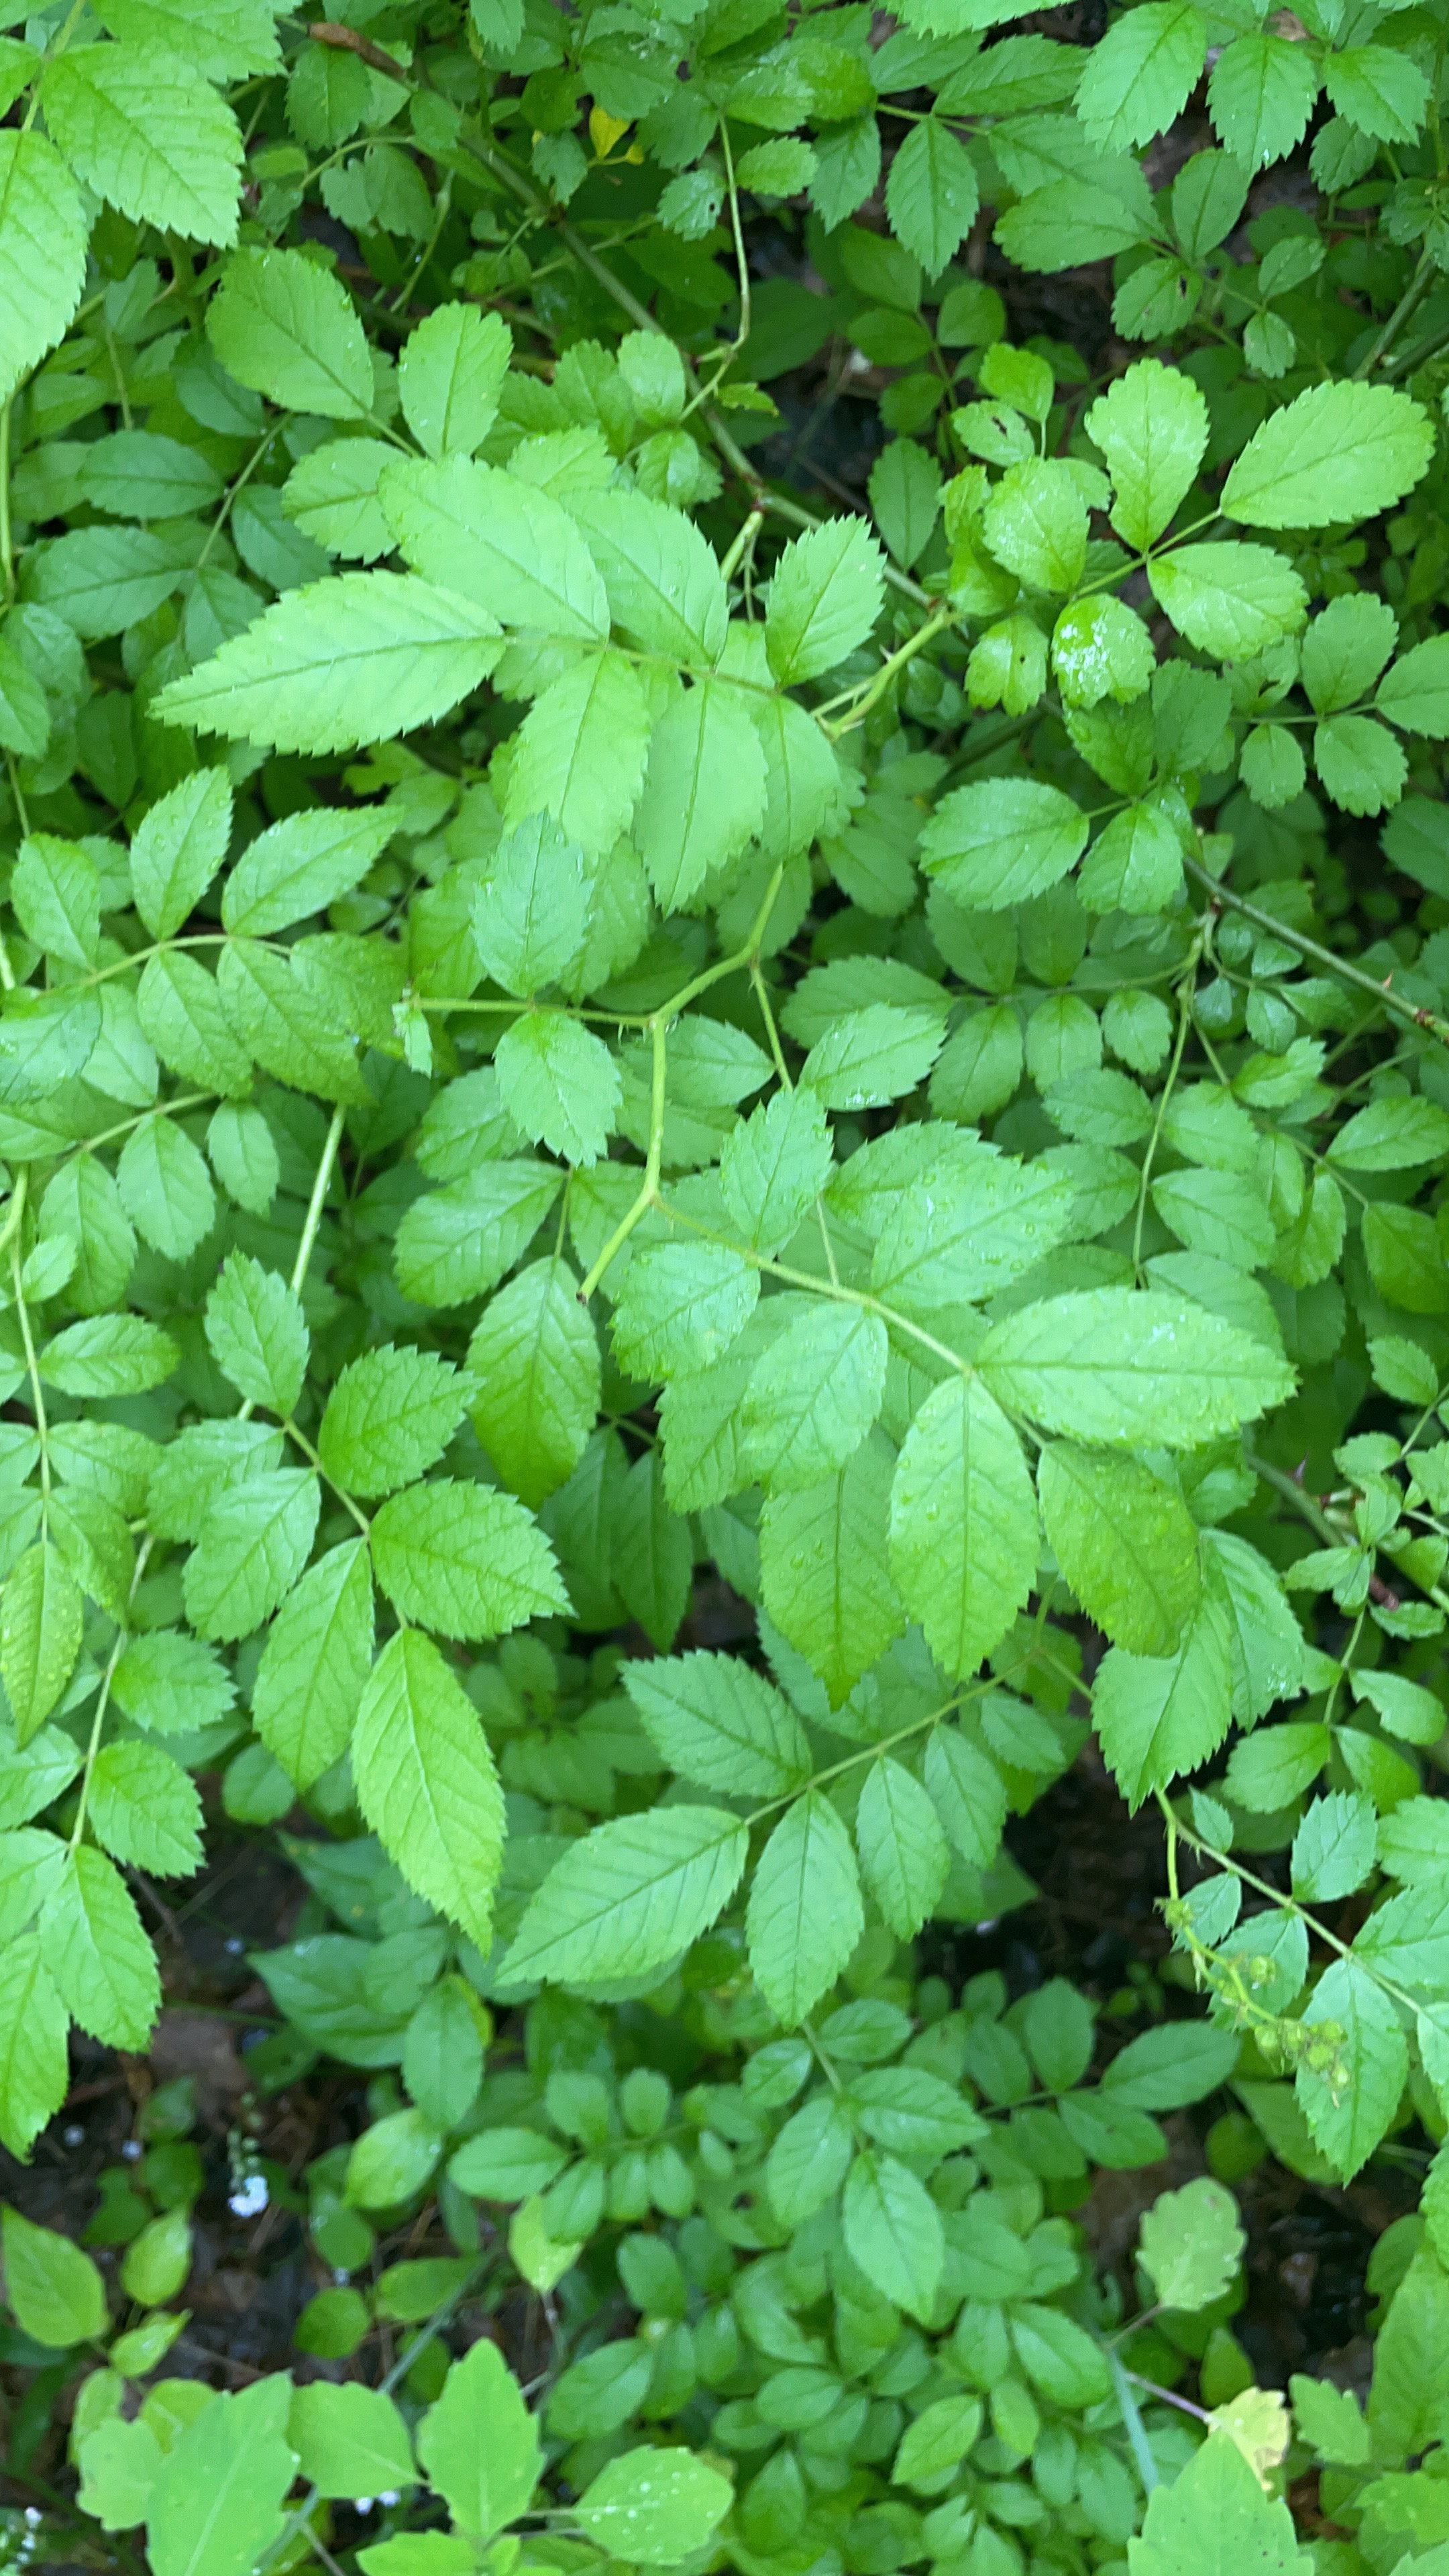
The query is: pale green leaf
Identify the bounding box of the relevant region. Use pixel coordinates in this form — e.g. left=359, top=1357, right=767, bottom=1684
left=747, top=1790, right=864, bottom=2025
left=252, top=1540, right=374, bottom=1791
left=41, top=45, right=243, bottom=244
left=156, top=574, right=501, bottom=755
left=465, top=1259, right=600, bottom=1507
left=352, top=1628, right=504, bottom=1951
left=370, top=1478, right=569, bottom=1640
left=507, top=1804, right=749, bottom=1986
left=890, top=1378, right=1037, bottom=1680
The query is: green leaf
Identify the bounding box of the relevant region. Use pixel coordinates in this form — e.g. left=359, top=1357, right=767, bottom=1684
left=0, top=1935, right=69, bottom=2159
left=744, top=1303, right=888, bottom=1491
left=719, top=1085, right=833, bottom=1252
left=1128, top=2424, right=1311, bottom=2576
left=1038, top=1442, right=1201, bottom=1654
left=1291, top=1788, right=1377, bottom=1901
left=252, top=1541, right=374, bottom=1791
left=287, top=2383, right=413, bottom=2503
left=1207, top=30, right=1319, bottom=167
left=1313, top=711, right=1406, bottom=815
left=765, top=518, right=885, bottom=684
left=447, top=2127, right=570, bottom=2201
left=78, top=2420, right=164, bottom=2534
left=801, top=1003, right=946, bottom=1107
left=1297, top=1957, right=1407, bottom=2178
left=760, top=1432, right=904, bottom=1705
left=93, top=0, right=281, bottom=80
left=1085, top=357, right=1208, bottom=547
left=1288, top=2373, right=1369, bottom=2467
left=747, top=1790, right=864, bottom=2024
left=42, top=1843, right=160, bottom=2050
left=871, top=1151, right=1074, bottom=1311
left=182, top=1469, right=320, bottom=1642
left=842, top=2149, right=943, bottom=2321
left=977, top=1289, right=1294, bottom=1447
left=398, top=303, right=511, bottom=459
left=147, top=2377, right=298, bottom=2576
left=394, top=1161, right=562, bottom=1309
left=1075, top=3, right=1207, bottom=152
left=417, top=2342, right=541, bottom=2539
left=995, top=173, right=1155, bottom=270
left=1093, top=1572, right=1234, bottom=1806
left=1148, top=541, right=1307, bottom=655
left=12, top=833, right=99, bottom=965
left=138, top=952, right=252, bottom=1098
left=572, top=487, right=727, bottom=664
left=204, top=1252, right=309, bottom=1414
left=39, top=1314, right=177, bottom=1398
left=129, top=767, right=232, bottom=941
left=352, top=1628, right=504, bottom=1951
left=856, top=1754, right=950, bottom=1938
left=0, top=135, right=88, bottom=403
left=507, top=1804, right=749, bottom=1986
left=925, top=1724, right=1008, bottom=1868
left=1136, top=2176, right=1243, bottom=2316
left=1377, top=633, right=1449, bottom=737
left=283, top=438, right=394, bottom=562
left=1330, top=1093, right=1449, bottom=1169
left=867, top=441, right=938, bottom=574
left=222, top=804, right=394, bottom=936
left=885, top=117, right=979, bottom=271
left=381, top=453, right=608, bottom=639
left=920, top=777, right=1088, bottom=909
left=403, top=1976, right=485, bottom=2130
left=494, top=1011, right=621, bottom=1167
left=983, top=458, right=1087, bottom=594
left=1, top=2205, right=107, bottom=2344
left=318, top=1348, right=472, bottom=1500
left=117, top=1116, right=215, bottom=1263
left=371, top=1479, right=569, bottom=1640
left=576, top=2450, right=733, bottom=2565
left=155, top=574, right=501, bottom=755
left=1223, top=380, right=1434, bottom=529
left=633, top=679, right=767, bottom=910
left=1323, top=42, right=1428, bottom=142
left=41, top=44, right=241, bottom=244
left=113, top=1627, right=235, bottom=1738
left=1, top=1544, right=82, bottom=1746
left=470, top=814, right=596, bottom=998
left=89, top=1742, right=203, bottom=1878
left=207, top=246, right=373, bottom=418
left=623, top=1650, right=812, bottom=1796
left=467, top=1260, right=600, bottom=1506
left=613, top=1241, right=760, bottom=1380
left=890, top=1378, right=1037, bottom=1680
left=503, top=651, right=651, bottom=858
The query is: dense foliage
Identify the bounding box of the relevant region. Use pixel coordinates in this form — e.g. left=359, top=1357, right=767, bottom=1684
left=5, top=0, right=1449, bottom=2563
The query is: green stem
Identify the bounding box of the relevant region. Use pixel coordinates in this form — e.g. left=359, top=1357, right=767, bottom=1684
left=1156, top=1789, right=1426, bottom=2024
left=292, top=1103, right=347, bottom=1296
left=10, top=1177, right=48, bottom=1509
left=1181, top=851, right=1449, bottom=1048
left=70, top=1544, right=152, bottom=1854
left=576, top=1015, right=667, bottom=1302
left=1131, top=945, right=1200, bottom=1278
left=282, top=1414, right=371, bottom=1539
left=575, top=863, right=786, bottom=1301
left=1383, top=316, right=1449, bottom=382
left=1354, top=248, right=1437, bottom=378
left=820, top=603, right=955, bottom=740
left=0, top=394, right=13, bottom=603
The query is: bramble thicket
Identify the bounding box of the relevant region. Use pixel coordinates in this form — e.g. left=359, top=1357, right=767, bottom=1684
left=5, top=0, right=1449, bottom=2567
